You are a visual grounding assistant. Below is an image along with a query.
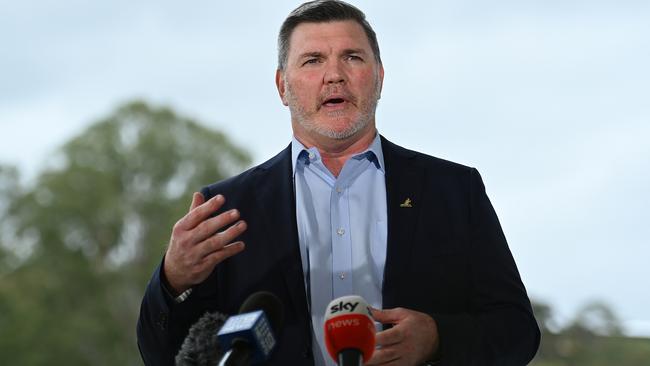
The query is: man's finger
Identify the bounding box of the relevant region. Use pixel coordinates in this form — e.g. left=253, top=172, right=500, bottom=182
left=177, top=194, right=225, bottom=230
left=366, top=346, right=400, bottom=366
left=197, top=220, right=247, bottom=257
left=200, top=241, right=246, bottom=267
left=191, top=208, right=241, bottom=244
left=371, top=307, right=405, bottom=324
left=375, top=326, right=404, bottom=348
left=189, top=192, right=205, bottom=212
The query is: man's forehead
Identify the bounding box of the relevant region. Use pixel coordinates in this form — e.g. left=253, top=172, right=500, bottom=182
left=288, top=20, right=371, bottom=54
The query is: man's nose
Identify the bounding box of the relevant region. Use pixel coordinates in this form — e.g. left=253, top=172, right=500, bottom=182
left=323, top=61, right=346, bottom=84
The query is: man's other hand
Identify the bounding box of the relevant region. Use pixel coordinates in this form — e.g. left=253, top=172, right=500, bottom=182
left=367, top=307, right=440, bottom=366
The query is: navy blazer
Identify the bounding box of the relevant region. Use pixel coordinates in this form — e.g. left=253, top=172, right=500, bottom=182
left=137, top=136, right=540, bottom=365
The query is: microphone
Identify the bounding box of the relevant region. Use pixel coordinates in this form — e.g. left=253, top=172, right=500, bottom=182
left=324, top=295, right=376, bottom=366
left=175, top=311, right=228, bottom=366
left=217, top=291, right=284, bottom=366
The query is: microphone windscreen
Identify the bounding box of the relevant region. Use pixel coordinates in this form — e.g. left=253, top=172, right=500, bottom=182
left=324, top=295, right=376, bottom=363
left=175, top=311, right=228, bottom=366
left=238, top=291, right=284, bottom=333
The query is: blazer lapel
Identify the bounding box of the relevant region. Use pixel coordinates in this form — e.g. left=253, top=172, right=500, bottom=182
left=381, top=136, right=424, bottom=308
left=252, top=146, right=310, bottom=317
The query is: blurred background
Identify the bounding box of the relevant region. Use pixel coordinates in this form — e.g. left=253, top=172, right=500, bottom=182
left=1, top=0, right=649, bottom=364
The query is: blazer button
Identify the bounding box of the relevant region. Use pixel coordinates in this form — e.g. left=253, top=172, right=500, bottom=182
left=157, top=312, right=168, bottom=331
left=302, top=347, right=312, bottom=359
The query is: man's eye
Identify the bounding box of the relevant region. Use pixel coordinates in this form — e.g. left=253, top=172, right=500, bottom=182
left=346, top=55, right=363, bottom=62
left=303, top=59, right=320, bottom=65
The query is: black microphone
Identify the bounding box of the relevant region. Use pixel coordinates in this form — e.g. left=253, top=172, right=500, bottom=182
left=217, top=291, right=284, bottom=366
left=175, top=311, right=228, bottom=366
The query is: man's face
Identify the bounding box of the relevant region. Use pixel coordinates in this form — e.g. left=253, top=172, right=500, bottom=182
left=276, top=20, right=384, bottom=143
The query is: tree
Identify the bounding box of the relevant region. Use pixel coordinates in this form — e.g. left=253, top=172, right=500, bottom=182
left=568, top=301, right=623, bottom=337
left=530, top=299, right=650, bottom=366
left=0, top=164, right=21, bottom=273
left=0, top=101, right=251, bottom=365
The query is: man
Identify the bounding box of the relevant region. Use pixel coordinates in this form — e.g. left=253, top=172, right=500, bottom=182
left=137, top=1, right=540, bottom=365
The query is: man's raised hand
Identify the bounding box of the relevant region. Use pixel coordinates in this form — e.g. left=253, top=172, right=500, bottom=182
left=163, top=192, right=246, bottom=295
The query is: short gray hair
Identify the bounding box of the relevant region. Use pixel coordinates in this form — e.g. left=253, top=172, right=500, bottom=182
left=277, top=0, right=382, bottom=71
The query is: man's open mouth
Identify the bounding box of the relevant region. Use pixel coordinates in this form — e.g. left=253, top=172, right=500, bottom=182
left=323, top=98, right=346, bottom=106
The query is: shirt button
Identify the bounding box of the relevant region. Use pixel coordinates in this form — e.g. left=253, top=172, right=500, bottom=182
left=336, top=228, right=345, bottom=236
left=339, top=273, right=346, bottom=280
left=308, top=152, right=315, bottom=160
left=336, top=186, right=343, bottom=193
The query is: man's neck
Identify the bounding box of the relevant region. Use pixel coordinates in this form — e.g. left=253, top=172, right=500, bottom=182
left=295, top=126, right=377, bottom=177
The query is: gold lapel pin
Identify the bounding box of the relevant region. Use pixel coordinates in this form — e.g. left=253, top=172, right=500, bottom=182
left=400, top=198, right=413, bottom=208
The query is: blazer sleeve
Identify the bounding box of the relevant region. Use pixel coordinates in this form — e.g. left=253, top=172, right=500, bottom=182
left=136, top=259, right=212, bottom=366
left=433, top=168, right=540, bottom=365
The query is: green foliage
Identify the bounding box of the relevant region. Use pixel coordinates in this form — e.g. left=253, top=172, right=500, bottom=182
left=0, top=164, right=22, bottom=273
left=531, top=300, right=650, bottom=365
left=0, top=101, right=250, bottom=365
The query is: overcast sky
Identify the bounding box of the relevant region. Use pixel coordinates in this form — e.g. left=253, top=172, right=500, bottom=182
left=2, top=0, right=649, bottom=335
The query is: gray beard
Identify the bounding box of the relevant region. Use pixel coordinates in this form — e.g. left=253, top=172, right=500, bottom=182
left=284, top=78, right=381, bottom=140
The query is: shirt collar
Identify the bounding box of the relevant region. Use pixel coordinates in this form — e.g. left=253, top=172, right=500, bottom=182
left=291, top=133, right=385, bottom=175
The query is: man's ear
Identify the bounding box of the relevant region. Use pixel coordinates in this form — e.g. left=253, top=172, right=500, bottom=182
left=378, top=64, right=385, bottom=100
left=275, top=69, right=289, bottom=106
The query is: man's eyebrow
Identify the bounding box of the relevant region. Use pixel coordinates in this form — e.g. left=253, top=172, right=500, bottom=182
left=298, top=49, right=368, bottom=59
left=342, top=48, right=368, bottom=55
left=298, top=51, right=324, bottom=59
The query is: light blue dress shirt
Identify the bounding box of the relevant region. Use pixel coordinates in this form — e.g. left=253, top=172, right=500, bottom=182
left=291, top=133, right=388, bottom=366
